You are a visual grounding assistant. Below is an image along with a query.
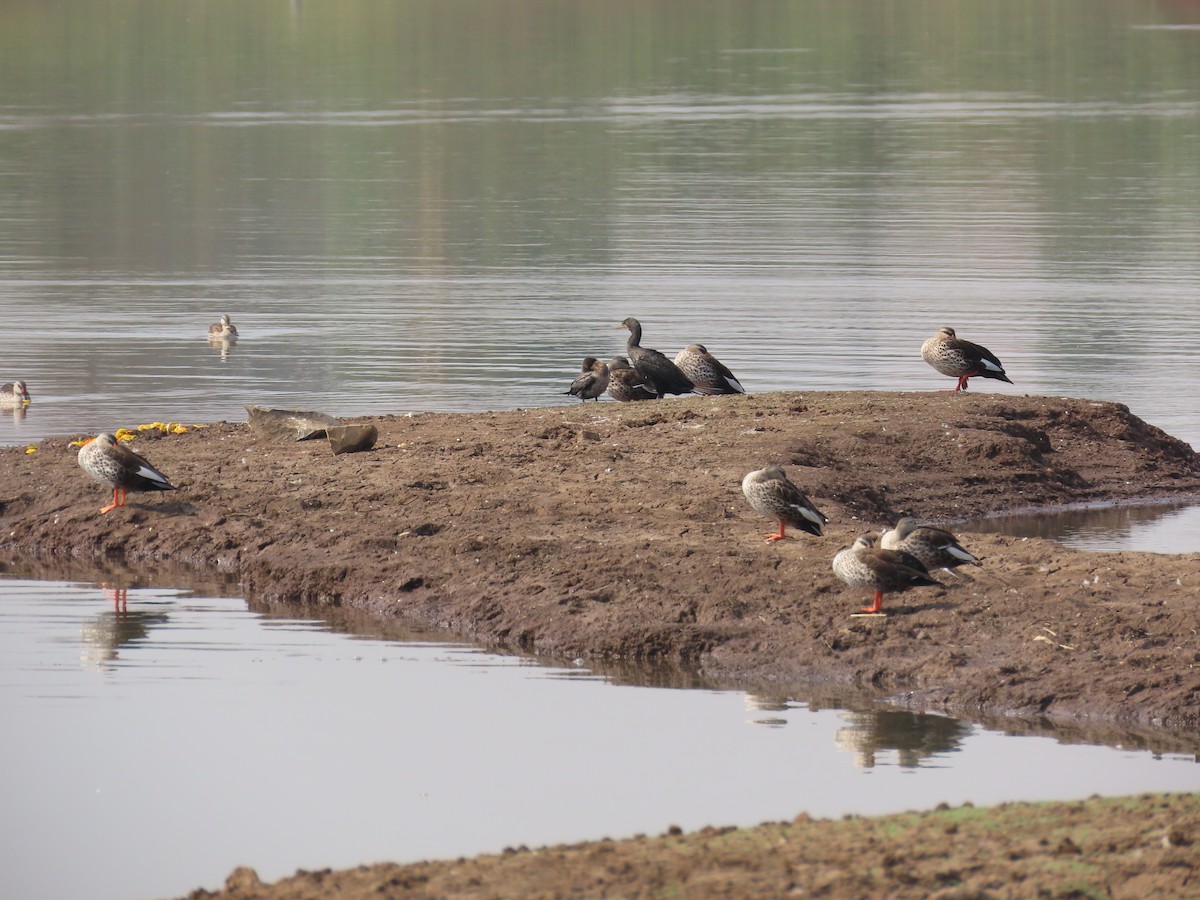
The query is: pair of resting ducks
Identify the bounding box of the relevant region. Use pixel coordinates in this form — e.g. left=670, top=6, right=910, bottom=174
left=568, top=322, right=1013, bottom=401
left=208, top=314, right=239, bottom=341
left=566, top=317, right=746, bottom=402
left=742, top=465, right=981, bottom=615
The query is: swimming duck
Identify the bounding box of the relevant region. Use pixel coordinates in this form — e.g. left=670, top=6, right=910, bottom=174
left=741, top=465, right=828, bottom=542
left=0, top=380, right=31, bottom=407
left=674, top=344, right=745, bottom=395
left=208, top=314, right=239, bottom=339
left=615, top=317, right=696, bottom=396
left=77, top=433, right=176, bottom=515
left=564, top=357, right=610, bottom=402
left=921, top=327, right=1012, bottom=392
left=880, top=517, right=982, bottom=574
left=832, top=534, right=941, bottom=614
left=606, top=356, right=659, bottom=402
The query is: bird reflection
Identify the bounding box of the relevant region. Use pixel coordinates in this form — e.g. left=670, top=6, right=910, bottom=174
left=744, top=693, right=792, bottom=727
left=835, top=709, right=970, bottom=769
left=208, top=335, right=237, bottom=362
left=80, top=584, right=170, bottom=670
left=10, top=404, right=26, bottom=426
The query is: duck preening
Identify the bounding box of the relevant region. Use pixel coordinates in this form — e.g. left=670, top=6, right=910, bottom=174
left=741, top=465, right=828, bottom=542
left=921, top=327, right=1011, bottom=392
left=880, top=517, right=982, bottom=575
left=674, top=344, right=745, bottom=395
left=832, top=533, right=941, bottom=614
left=615, top=317, right=696, bottom=396
left=77, top=433, right=176, bottom=515
left=606, top=356, right=659, bottom=401
left=564, top=357, right=610, bottom=402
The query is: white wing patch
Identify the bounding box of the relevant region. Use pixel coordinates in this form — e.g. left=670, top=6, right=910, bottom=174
left=795, top=505, right=826, bottom=527
left=945, top=544, right=978, bottom=563
left=135, top=463, right=170, bottom=486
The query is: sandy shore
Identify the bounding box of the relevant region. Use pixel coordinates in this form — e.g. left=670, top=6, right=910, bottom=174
left=183, top=793, right=1200, bottom=899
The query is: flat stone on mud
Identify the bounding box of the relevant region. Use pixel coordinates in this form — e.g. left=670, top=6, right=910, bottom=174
left=327, top=424, right=378, bottom=455
left=246, top=405, right=340, bottom=442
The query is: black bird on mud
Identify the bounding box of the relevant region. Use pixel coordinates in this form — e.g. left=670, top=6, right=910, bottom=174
left=615, top=317, right=695, bottom=396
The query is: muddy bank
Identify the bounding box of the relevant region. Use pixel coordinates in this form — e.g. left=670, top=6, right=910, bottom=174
left=185, top=793, right=1200, bottom=900
left=2, top=391, right=1199, bottom=733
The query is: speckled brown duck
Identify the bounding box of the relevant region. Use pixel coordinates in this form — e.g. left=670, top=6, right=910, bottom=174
left=673, top=344, right=745, bottom=395
left=741, top=465, right=828, bottom=542
left=615, top=317, right=696, bottom=396
left=77, top=433, right=176, bottom=515
left=880, top=517, right=982, bottom=574
left=606, top=356, right=659, bottom=402
left=0, top=380, right=31, bottom=407
left=921, top=326, right=1012, bottom=392
left=564, top=357, right=610, bottom=402
left=208, top=314, right=239, bottom=339
left=832, top=533, right=941, bottom=614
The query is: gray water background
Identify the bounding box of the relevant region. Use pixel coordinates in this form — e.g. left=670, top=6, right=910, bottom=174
left=1, top=1, right=1199, bottom=451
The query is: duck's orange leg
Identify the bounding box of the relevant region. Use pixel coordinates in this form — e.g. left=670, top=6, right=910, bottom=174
left=764, top=521, right=787, bottom=542
left=99, top=487, right=127, bottom=515
left=861, top=590, right=885, bottom=614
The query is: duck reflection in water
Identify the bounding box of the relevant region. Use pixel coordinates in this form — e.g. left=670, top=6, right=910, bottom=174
left=744, top=692, right=794, bottom=727
left=80, top=584, right=170, bottom=670
left=208, top=335, right=237, bottom=362
left=835, top=709, right=970, bottom=769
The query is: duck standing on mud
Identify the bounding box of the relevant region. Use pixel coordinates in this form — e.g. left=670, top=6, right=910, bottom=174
left=832, top=534, right=941, bottom=614
left=606, top=356, right=659, bottom=401
left=741, top=465, right=828, bottom=542
left=615, top=317, right=696, bottom=396
left=921, top=327, right=1012, bottom=392
left=674, top=343, right=745, bottom=395
left=880, top=517, right=982, bottom=575
left=564, top=357, right=610, bottom=402
left=78, top=433, right=176, bottom=515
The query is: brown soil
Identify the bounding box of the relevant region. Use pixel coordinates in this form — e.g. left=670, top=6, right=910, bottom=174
left=186, top=793, right=1200, bottom=900
left=3, top=390, right=1200, bottom=897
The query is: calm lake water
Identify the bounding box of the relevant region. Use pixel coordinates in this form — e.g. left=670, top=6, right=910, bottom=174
left=1, top=577, right=1198, bottom=900
left=967, top=499, right=1200, bottom=553
left=1, top=1, right=1199, bottom=452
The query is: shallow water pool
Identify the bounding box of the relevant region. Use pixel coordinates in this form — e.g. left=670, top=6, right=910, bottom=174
left=964, top=500, right=1200, bottom=554
left=0, top=576, right=1197, bottom=900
